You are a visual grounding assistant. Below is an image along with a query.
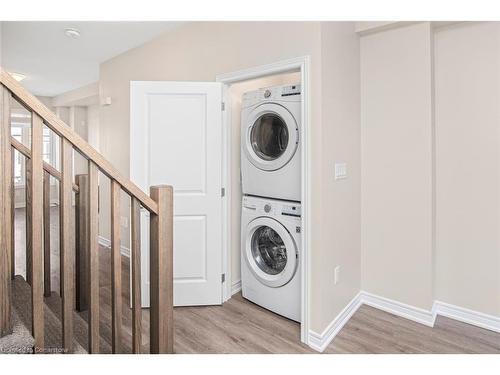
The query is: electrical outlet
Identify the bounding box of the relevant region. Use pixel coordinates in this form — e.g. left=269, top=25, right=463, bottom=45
left=120, top=216, right=128, bottom=228
left=334, top=266, right=340, bottom=285
left=335, top=162, right=347, bottom=180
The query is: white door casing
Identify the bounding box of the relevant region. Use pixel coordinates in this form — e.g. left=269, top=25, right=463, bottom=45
left=130, top=81, right=223, bottom=306
left=216, top=55, right=311, bottom=344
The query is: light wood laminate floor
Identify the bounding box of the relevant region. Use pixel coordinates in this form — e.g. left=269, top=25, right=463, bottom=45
left=13, top=207, right=500, bottom=353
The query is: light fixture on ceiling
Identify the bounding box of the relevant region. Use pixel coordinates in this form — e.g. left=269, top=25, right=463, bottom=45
left=9, top=72, right=26, bottom=82
left=64, top=28, right=81, bottom=39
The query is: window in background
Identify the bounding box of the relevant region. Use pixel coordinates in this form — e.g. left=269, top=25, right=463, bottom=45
left=10, top=122, right=57, bottom=186
left=42, top=126, right=53, bottom=164
left=11, top=125, right=23, bottom=184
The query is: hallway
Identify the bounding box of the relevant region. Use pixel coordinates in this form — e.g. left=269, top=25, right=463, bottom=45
left=11, top=207, right=500, bottom=353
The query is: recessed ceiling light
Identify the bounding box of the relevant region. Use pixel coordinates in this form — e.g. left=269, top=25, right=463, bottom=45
left=64, top=28, right=81, bottom=39
left=9, top=72, right=26, bottom=82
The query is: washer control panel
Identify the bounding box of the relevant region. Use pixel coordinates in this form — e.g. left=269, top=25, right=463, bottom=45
left=243, top=196, right=301, bottom=218
left=281, top=204, right=301, bottom=217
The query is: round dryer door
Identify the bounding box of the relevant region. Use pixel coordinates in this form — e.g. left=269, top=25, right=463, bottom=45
left=243, top=103, right=299, bottom=171
left=245, top=217, right=298, bottom=288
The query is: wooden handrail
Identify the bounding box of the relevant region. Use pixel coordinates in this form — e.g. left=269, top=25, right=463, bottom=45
left=10, top=137, right=80, bottom=193
left=0, top=68, right=158, bottom=215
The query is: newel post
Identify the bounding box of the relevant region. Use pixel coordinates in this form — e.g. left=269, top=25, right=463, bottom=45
left=149, top=185, right=174, bottom=354
left=0, top=85, right=13, bottom=337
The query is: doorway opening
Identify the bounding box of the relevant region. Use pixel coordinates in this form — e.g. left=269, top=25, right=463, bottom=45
left=217, top=56, right=311, bottom=345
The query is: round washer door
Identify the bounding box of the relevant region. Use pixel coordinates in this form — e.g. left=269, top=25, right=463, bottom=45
left=243, top=103, right=299, bottom=171
left=245, top=217, right=298, bottom=288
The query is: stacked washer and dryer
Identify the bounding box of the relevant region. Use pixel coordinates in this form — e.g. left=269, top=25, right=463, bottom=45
left=240, top=84, right=302, bottom=322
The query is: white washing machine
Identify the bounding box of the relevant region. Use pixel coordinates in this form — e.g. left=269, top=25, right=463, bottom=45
left=241, top=84, right=301, bottom=202
left=241, top=195, right=301, bottom=322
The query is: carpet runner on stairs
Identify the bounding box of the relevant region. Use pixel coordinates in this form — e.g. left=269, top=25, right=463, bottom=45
left=44, top=290, right=113, bottom=353
left=0, top=307, right=35, bottom=354
left=11, top=275, right=86, bottom=354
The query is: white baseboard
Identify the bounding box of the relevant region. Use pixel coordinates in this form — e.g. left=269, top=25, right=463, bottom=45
left=231, top=279, right=242, bottom=296
left=307, top=290, right=500, bottom=352
left=360, top=291, right=436, bottom=327
left=98, top=236, right=130, bottom=258
left=308, top=292, right=363, bottom=352
left=433, top=300, right=500, bottom=334
left=98, top=236, right=110, bottom=248
left=307, top=291, right=434, bottom=352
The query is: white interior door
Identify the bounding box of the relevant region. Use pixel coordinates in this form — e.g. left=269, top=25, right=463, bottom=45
left=130, top=81, right=223, bottom=306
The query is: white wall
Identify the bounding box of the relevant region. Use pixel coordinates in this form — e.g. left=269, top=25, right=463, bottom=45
left=69, top=106, right=88, bottom=176
left=360, top=22, right=434, bottom=310
left=52, top=82, right=99, bottom=107
left=360, top=21, right=500, bottom=318
left=355, top=22, right=403, bottom=34
left=52, top=79, right=100, bottom=175
left=0, top=22, right=3, bottom=66
left=434, top=22, right=500, bottom=316
left=87, top=104, right=100, bottom=151
left=313, top=21, right=361, bottom=331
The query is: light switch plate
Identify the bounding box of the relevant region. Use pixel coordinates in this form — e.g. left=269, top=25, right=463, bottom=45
left=335, top=162, right=347, bottom=180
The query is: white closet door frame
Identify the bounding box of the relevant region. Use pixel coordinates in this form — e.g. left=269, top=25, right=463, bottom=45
left=216, top=55, right=311, bottom=345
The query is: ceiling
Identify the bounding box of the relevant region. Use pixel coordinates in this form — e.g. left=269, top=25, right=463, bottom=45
left=1, top=21, right=183, bottom=96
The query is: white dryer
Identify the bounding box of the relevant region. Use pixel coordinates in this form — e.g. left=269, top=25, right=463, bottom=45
left=241, top=195, right=301, bottom=322
left=241, top=84, right=301, bottom=202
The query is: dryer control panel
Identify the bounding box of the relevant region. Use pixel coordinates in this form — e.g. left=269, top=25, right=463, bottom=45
left=281, top=84, right=301, bottom=97
left=241, top=83, right=302, bottom=108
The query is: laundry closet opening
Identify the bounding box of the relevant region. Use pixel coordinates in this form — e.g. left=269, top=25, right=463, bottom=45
left=220, top=66, right=308, bottom=340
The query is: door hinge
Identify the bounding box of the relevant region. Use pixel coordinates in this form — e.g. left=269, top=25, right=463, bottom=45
left=221, top=273, right=226, bottom=283
left=221, top=102, right=225, bottom=111
left=221, top=187, right=225, bottom=197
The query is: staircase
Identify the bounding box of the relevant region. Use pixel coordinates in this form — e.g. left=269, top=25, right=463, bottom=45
left=0, top=68, right=174, bottom=354
left=10, top=276, right=87, bottom=353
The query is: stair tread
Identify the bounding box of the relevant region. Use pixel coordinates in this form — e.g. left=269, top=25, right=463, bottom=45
left=44, top=291, right=113, bottom=353
left=11, top=276, right=87, bottom=354
left=0, top=307, right=35, bottom=354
